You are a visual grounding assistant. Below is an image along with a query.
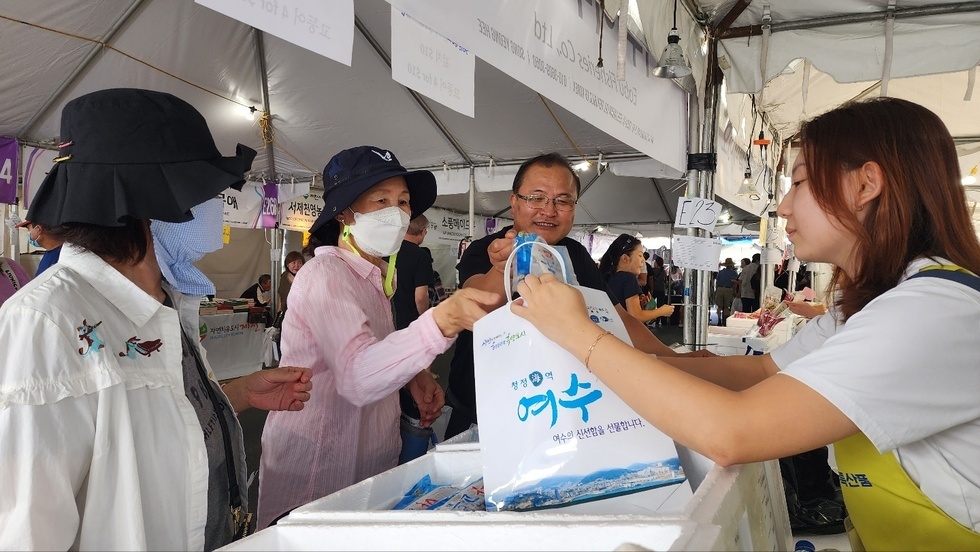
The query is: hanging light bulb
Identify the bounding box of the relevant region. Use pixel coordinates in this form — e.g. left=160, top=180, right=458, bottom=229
left=651, top=0, right=692, bottom=79
left=736, top=169, right=754, bottom=195
left=962, top=164, right=978, bottom=186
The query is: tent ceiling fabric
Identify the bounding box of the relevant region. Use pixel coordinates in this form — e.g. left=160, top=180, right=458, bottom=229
left=634, top=0, right=980, bottom=222
left=0, top=0, right=704, bottom=233
left=633, top=0, right=980, bottom=151
left=3, top=0, right=642, bottom=176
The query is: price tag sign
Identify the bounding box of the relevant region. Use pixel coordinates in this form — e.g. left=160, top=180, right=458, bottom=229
left=671, top=235, right=723, bottom=271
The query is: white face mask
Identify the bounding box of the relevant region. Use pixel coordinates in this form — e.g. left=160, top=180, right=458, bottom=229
left=347, top=206, right=410, bottom=257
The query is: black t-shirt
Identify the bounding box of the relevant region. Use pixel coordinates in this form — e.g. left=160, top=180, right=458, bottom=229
left=649, top=266, right=668, bottom=294
left=447, top=226, right=613, bottom=419
left=392, top=240, right=435, bottom=330
left=240, top=282, right=267, bottom=307
left=606, top=270, right=641, bottom=310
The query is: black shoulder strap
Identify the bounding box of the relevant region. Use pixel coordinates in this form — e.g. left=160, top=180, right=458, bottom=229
left=906, top=269, right=980, bottom=293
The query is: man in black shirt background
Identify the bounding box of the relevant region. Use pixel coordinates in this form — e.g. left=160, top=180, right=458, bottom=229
left=392, top=215, right=435, bottom=330
left=445, top=153, right=713, bottom=438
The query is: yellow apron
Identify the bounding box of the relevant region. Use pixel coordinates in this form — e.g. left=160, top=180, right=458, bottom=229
left=835, top=263, right=980, bottom=550
left=836, top=432, right=980, bottom=550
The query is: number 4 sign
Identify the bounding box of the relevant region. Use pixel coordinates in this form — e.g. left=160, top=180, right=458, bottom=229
left=674, top=196, right=721, bottom=233
left=0, top=136, right=17, bottom=205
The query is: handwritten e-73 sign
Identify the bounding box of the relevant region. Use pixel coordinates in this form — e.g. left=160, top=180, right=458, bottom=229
left=674, top=196, right=720, bottom=233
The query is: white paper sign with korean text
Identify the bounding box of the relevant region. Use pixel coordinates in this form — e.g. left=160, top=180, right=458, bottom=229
left=391, top=9, right=475, bottom=117
left=671, top=235, right=723, bottom=272
left=196, top=0, right=354, bottom=66
left=674, top=196, right=721, bottom=233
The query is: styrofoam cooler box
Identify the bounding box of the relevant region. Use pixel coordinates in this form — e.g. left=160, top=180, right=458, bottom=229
left=684, top=461, right=793, bottom=551
left=725, top=314, right=806, bottom=345
left=434, top=426, right=479, bottom=452
left=220, top=447, right=792, bottom=551
left=706, top=326, right=781, bottom=356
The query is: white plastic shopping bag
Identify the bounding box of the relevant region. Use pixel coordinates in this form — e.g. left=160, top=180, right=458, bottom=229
left=473, top=242, right=686, bottom=511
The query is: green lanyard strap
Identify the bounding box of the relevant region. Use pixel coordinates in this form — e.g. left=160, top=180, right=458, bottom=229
left=341, top=225, right=397, bottom=298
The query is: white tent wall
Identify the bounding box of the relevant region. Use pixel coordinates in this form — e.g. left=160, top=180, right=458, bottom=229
left=196, top=227, right=273, bottom=300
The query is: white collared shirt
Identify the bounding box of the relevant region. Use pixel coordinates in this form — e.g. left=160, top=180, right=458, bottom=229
left=0, top=245, right=225, bottom=550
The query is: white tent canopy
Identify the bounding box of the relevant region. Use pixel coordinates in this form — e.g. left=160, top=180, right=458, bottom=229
left=634, top=0, right=980, bottom=206
left=1, top=0, right=697, bottom=226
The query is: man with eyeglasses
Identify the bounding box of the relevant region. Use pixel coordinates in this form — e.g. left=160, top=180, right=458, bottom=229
left=444, top=153, right=713, bottom=438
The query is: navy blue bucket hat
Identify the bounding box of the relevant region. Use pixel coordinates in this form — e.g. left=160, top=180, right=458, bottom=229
left=27, top=88, right=256, bottom=227
left=309, top=145, right=436, bottom=236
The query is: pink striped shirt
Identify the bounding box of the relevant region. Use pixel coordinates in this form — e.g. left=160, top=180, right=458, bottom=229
left=257, top=246, right=454, bottom=527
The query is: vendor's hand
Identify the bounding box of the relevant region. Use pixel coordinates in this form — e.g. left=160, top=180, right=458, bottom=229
left=680, top=349, right=716, bottom=358
left=407, top=370, right=445, bottom=428
left=243, top=366, right=312, bottom=412
left=510, top=273, right=596, bottom=349
left=431, top=288, right=501, bottom=337
left=487, top=229, right=517, bottom=276
left=784, top=300, right=826, bottom=319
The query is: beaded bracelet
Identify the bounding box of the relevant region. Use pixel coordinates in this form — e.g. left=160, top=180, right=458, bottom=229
left=584, top=330, right=613, bottom=371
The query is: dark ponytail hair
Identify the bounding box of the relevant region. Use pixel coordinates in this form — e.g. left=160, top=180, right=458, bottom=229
left=598, top=233, right=641, bottom=282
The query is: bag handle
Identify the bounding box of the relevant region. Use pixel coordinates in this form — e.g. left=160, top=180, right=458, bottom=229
left=502, top=240, right=569, bottom=301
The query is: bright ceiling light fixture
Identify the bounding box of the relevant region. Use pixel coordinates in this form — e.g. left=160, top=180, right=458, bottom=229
left=651, top=0, right=692, bottom=79
left=573, top=160, right=592, bottom=172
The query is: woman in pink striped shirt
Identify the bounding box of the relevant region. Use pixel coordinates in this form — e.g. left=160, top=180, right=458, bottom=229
left=257, top=146, right=497, bottom=527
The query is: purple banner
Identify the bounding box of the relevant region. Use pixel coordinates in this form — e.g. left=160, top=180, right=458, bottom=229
left=261, top=182, right=279, bottom=229
left=0, top=137, right=17, bottom=205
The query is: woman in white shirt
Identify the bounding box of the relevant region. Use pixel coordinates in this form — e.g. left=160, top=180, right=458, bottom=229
left=511, top=97, right=980, bottom=550
left=0, top=88, right=313, bottom=551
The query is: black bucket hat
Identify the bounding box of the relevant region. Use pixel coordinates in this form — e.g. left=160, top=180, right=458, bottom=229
left=27, top=88, right=256, bottom=227
left=309, top=145, right=436, bottom=236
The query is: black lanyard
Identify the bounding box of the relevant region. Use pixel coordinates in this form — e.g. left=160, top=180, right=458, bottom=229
left=164, top=290, right=251, bottom=539
left=181, top=329, right=251, bottom=539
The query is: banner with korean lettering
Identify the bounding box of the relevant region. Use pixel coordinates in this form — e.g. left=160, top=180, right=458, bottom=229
left=473, top=256, right=685, bottom=511
left=388, top=0, right=687, bottom=172
left=280, top=189, right=323, bottom=232
left=0, top=137, right=16, bottom=204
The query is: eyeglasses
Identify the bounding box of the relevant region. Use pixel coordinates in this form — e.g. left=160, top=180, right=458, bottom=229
left=515, top=193, right=577, bottom=212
